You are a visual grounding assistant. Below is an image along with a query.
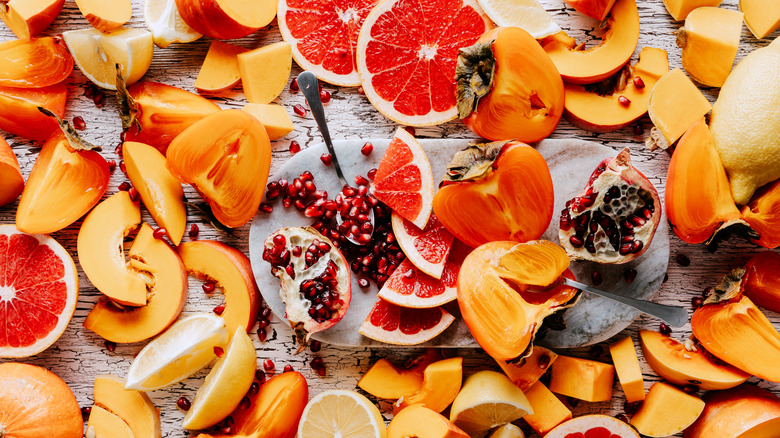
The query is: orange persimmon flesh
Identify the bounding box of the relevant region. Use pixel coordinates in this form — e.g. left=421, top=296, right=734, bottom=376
left=458, top=240, right=578, bottom=361
left=742, top=252, right=780, bottom=313
left=496, top=346, right=557, bottom=391
left=0, top=83, right=67, bottom=141
left=195, top=40, right=249, bottom=93
left=0, top=135, right=23, bottom=207
left=0, top=37, right=73, bottom=88
left=541, top=0, right=639, bottom=84
left=167, top=109, right=271, bottom=228
left=647, top=68, right=712, bottom=148
left=665, top=118, right=742, bottom=244
left=741, top=179, right=780, bottom=249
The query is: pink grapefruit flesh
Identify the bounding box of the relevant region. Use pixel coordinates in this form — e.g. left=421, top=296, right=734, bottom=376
left=358, top=298, right=455, bottom=345
left=0, top=225, right=78, bottom=358
left=356, top=0, right=491, bottom=125
left=372, top=128, right=434, bottom=229
left=278, top=0, right=380, bottom=86
left=392, top=211, right=454, bottom=279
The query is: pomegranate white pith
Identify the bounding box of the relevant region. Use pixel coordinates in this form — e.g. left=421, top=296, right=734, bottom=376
left=558, top=148, right=661, bottom=264
left=263, top=227, right=351, bottom=353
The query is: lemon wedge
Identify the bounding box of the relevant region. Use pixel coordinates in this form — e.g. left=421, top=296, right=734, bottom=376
left=125, top=313, right=228, bottom=391
left=182, top=327, right=256, bottom=430
left=476, top=0, right=561, bottom=38
left=143, top=0, right=202, bottom=48
left=298, top=390, right=387, bottom=438
left=490, top=423, right=526, bottom=438
left=450, top=370, right=533, bottom=437
left=63, top=26, right=154, bottom=90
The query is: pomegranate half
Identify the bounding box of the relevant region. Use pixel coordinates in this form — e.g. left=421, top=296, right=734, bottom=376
left=558, top=147, right=661, bottom=263
left=263, top=227, right=351, bottom=353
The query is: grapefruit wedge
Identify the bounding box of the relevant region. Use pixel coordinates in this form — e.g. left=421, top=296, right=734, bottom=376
left=358, top=298, right=455, bottom=345
left=392, top=212, right=454, bottom=279
left=356, top=0, right=491, bottom=126
left=0, top=225, right=78, bottom=358
left=278, top=0, right=380, bottom=86
left=378, top=240, right=470, bottom=308
left=372, top=128, right=434, bottom=229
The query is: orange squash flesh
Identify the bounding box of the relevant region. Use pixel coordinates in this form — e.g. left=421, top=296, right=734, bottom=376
left=522, top=381, right=573, bottom=436
left=167, top=109, right=271, bottom=228
left=564, top=47, right=668, bottom=133
left=742, top=251, right=780, bottom=312
left=16, top=130, right=110, bottom=234
left=0, top=83, right=67, bottom=141
left=497, top=346, right=557, bottom=391
left=549, top=355, right=615, bottom=402
left=0, top=37, right=73, bottom=88
left=692, top=293, right=780, bottom=383
left=741, top=179, right=780, bottom=249
left=541, top=0, right=639, bottom=84
left=0, top=0, right=65, bottom=39
left=663, top=0, right=722, bottom=21
left=0, top=135, right=23, bottom=207
left=195, top=40, right=248, bottom=93
left=358, top=350, right=441, bottom=399
left=566, top=0, right=618, bottom=21
left=665, top=118, right=743, bottom=244
left=457, top=240, right=579, bottom=361
left=647, top=68, right=712, bottom=149
left=678, top=7, right=744, bottom=88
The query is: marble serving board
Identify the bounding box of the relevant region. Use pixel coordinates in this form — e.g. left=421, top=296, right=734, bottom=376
left=248, top=138, right=670, bottom=348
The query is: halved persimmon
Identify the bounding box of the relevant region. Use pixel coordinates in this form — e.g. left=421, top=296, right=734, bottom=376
left=741, top=179, right=780, bottom=249
left=0, top=83, right=67, bottom=141
left=16, top=110, right=109, bottom=234
left=119, top=79, right=220, bottom=154
left=0, top=37, right=73, bottom=88
left=0, top=135, right=23, bottom=207
left=166, top=109, right=271, bottom=228
left=457, top=240, right=579, bottom=361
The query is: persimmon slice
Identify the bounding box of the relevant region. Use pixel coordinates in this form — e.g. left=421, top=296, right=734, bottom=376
left=0, top=37, right=73, bottom=88
left=0, top=84, right=67, bottom=142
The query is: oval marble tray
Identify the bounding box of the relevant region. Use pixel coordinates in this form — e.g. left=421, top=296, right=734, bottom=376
left=248, top=138, right=670, bottom=349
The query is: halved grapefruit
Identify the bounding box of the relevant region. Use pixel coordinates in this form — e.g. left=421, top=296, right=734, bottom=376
left=356, top=0, right=491, bottom=126
left=372, top=128, right=434, bottom=229
left=0, top=225, right=78, bottom=358
left=359, top=298, right=455, bottom=345
left=392, top=212, right=454, bottom=279
left=278, top=0, right=381, bottom=86
left=378, top=240, right=470, bottom=308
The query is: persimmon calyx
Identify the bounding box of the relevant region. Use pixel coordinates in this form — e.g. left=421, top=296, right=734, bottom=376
left=115, top=64, right=141, bottom=133
left=37, top=106, right=101, bottom=152
left=705, top=268, right=746, bottom=305
left=455, top=41, right=496, bottom=119
left=184, top=201, right=235, bottom=235
left=441, top=140, right=509, bottom=184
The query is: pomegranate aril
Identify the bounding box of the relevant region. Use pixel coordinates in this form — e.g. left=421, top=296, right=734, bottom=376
left=293, top=104, right=307, bottom=117
left=119, top=160, right=126, bottom=174
left=618, top=95, right=631, bottom=106
left=105, top=340, right=116, bottom=352
left=355, top=175, right=369, bottom=186
left=616, top=413, right=630, bottom=423
left=177, top=396, right=191, bottom=411
left=107, top=159, right=116, bottom=173
left=634, top=124, right=644, bottom=136
left=633, top=76, right=645, bottom=89
left=319, top=89, right=331, bottom=103
left=289, top=140, right=301, bottom=154
left=189, top=224, right=199, bottom=238
left=570, top=236, right=584, bottom=248
left=255, top=370, right=266, bottom=383
left=203, top=282, right=215, bottom=293
left=361, top=142, right=373, bottom=156
left=283, top=196, right=293, bottom=208
left=118, top=181, right=131, bottom=192
left=260, top=203, right=273, bottom=213
left=258, top=328, right=267, bottom=342
left=367, top=168, right=377, bottom=180
left=320, top=153, right=333, bottom=166
left=311, top=357, right=324, bottom=369
left=591, top=271, right=603, bottom=285
left=263, top=359, right=275, bottom=371
left=676, top=253, right=690, bottom=266
left=128, top=187, right=140, bottom=202
left=310, top=340, right=322, bottom=352
left=283, top=364, right=293, bottom=373
left=115, top=144, right=123, bottom=155
left=213, top=303, right=225, bottom=315
left=257, top=319, right=269, bottom=329
left=682, top=384, right=698, bottom=394
left=240, top=396, right=251, bottom=410
left=691, top=296, right=703, bottom=309
left=290, top=77, right=300, bottom=92
left=152, top=227, right=167, bottom=240
left=659, top=323, right=672, bottom=336
left=538, top=354, right=551, bottom=369
left=81, top=406, right=92, bottom=418
left=213, top=346, right=224, bottom=357
left=624, top=269, right=637, bottom=284
left=357, top=86, right=364, bottom=94
left=73, top=116, right=86, bottom=130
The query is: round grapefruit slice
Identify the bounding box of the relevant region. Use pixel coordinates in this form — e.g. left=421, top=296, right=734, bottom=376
left=378, top=240, right=470, bottom=308
left=392, top=212, right=454, bottom=279
left=278, top=0, right=381, bottom=86
left=359, top=298, right=455, bottom=345
left=372, top=128, right=434, bottom=229
left=0, top=225, right=78, bottom=358
left=356, top=0, right=491, bottom=125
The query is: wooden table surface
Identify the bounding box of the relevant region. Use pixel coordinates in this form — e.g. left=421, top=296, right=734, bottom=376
left=1, top=0, right=778, bottom=437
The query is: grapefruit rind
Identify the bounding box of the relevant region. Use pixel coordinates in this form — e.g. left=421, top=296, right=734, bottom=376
left=355, top=0, right=491, bottom=126
left=372, top=128, right=435, bottom=230
left=0, top=225, right=78, bottom=358
left=392, top=211, right=454, bottom=279
left=278, top=0, right=379, bottom=87
left=358, top=298, right=455, bottom=345
left=545, top=414, right=640, bottom=437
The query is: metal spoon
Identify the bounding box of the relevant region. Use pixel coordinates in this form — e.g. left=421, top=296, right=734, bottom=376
left=298, top=71, right=375, bottom=245
left=533, top=277, right=688, bottom=327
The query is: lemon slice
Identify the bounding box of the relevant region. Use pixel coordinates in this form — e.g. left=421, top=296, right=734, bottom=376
left=143, top=0, right=202, bottom=48
left=476, top=0, right=561, bottom=38
left=450, top=370, right=534, bottom=437
left=182, top=327, right=256, bottom=430
left=125, top=313, right=228, bottom=391
left=62, top=27, right=154, bottom=90
left=490, top=423, right=526, bottom=438
left=298, top=390, right=387, bottom=438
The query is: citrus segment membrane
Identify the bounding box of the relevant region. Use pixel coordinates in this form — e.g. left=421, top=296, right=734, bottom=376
left=358, top=297, right=455, bottom=345
left=392, top=212, right=455, bottom=279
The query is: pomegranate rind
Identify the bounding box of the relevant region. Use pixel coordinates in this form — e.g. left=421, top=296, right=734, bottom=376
left=358, top=298, right=455, bottom=345
left=0, top=225, right=78, bottom=358
left=558, top=147, right=661, bottom=264
left=278, top=0, right=380, bottom=86
left=545, top=414, right=640, bottom=437
left=355, top=0, right=492, bottom=126
left=391, top=212, right=454, bottom=279
left=263, top=227, right=351, bottom=353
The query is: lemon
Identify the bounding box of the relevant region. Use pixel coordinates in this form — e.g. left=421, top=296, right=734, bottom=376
left=298, top=390, right=387, bottom=438
left=62, top=27, right=154, bottom=90
left=450, top=370, right=533, bottom=437
left=144, top=0, right=202, bottom=48
left=125, top=313, right=228, bottom=391
left=475, top=0, right=561, bottom=38
left=710, top=36, right=780, bottom=205
left=490, top=423, right=525, bottom=438
left=182, top=327, right=257, bottom=430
